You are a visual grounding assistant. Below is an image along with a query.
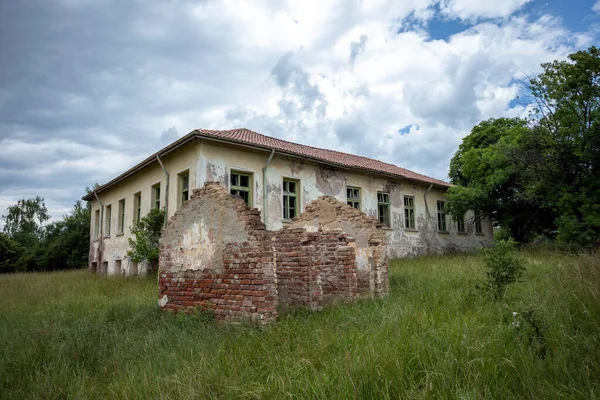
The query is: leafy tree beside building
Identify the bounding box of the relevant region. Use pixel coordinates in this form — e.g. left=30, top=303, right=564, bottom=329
left=447, top=46, right=600, bottom=245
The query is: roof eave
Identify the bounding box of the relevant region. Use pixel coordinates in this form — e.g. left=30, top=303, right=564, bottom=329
left=83, top=129, right=451, bottom=202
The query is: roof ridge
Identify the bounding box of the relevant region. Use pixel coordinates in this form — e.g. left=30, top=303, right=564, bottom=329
left=196, top=127, right=449, bottom=186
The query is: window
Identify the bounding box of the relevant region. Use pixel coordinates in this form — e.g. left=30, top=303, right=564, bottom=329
left=456, top=214, right=466, bottom=233
left=118, top=199, right=125, bottom=234
left=437, top=201, right=447, bottom=232
left=475, top=213, right=483, bottom=234
left=133, top=192, right=141, bottom=224
left=105, top=205, right=111, bottom=237
left=377, top=192, right=390, bottom=227
left=94, top=209, right=100, bottom=240
left=283, top=179, right=298, bottom=220
left=152, top=183, right=161, bottom=210
left=230, top=171, right=252, bottom=206
left=404, top=196, right=415, bottom=229
left=346, top=186, right=361, bottom=210
left=178, top=171, right=190, bottom=209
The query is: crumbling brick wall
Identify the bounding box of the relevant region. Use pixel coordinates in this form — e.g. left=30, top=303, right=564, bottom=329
left=285, top=197, right=389, bottom=298
left=273, top=229, right=358, bottom=311
left=158, top=183, right=388, bottom=324
left=158, top=182, right=278, bottom=324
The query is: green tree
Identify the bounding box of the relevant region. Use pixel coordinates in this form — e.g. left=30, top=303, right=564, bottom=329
left=446, top=118, right=550, bottom=241
left=528, top=46, right=600, bottom=245
left=0, top=233, right=22, bottom=273
left=2, top=196, right=49, bottom=246
left=40, top=201, right=91, bottom=271
left=127, top=208, right=165, bottom=271
left=447, top=46, right=600, bottom=245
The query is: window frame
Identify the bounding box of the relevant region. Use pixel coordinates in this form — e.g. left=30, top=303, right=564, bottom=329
left=152, top=183, right=161, bottom=210
left=282, top=178, right=299, bottom=220
left=377, top=191, right=391, bottom=228
left=133, top=192, right=141, bottom=224
left=93, top=209, right=100, bottom=240
left=437, top=201, right=447, bottom=232
left=118, top=199, right=125, bottom=234
left=404, top=196, right=415, bottom=230
left=230, top=170, right=253, bottom=207
left=178, top=170, right=190, bottom=209
left=346, top=186, right=361, bottom=210
left=456, top=213, right=466, bottom=233
left=105, top=204, right=111, bottom=237
left=475, top=213, right=483, bottom=234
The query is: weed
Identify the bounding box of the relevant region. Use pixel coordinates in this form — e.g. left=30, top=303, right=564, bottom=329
left=480, top=239, right=525, bottom=300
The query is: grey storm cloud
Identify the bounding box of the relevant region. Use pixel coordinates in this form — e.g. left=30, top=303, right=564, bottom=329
left=0, top=0, right=261, bottom=222
left=403, top=52, right=493, bottom=129
left=271, top=52, right=328, bottom=117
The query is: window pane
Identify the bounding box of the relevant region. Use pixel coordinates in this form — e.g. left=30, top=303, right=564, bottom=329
left=240, top=174, right=249, bottom=188
left=288, top=181, right=295, bottom=194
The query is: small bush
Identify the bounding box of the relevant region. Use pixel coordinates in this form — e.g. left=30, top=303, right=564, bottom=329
left=481, top=239, right=525, bottom=300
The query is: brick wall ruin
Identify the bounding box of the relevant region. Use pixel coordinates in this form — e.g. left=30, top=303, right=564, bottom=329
left=158, top=182, right=388, bottom=324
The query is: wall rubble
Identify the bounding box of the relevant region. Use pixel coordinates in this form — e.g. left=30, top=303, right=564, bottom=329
left=158, top=182, right=388, bottom=324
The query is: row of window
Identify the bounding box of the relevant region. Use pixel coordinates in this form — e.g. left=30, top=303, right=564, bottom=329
left=93, top=171, right=190, bottom=240
left=93, top=169, right=483, bottom=239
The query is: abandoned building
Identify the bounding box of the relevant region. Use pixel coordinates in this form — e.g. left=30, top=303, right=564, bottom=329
left=83, top=128, right=493, bottom=276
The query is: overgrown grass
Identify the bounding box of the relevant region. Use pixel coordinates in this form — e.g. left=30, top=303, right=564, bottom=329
left=1, top=251, right=599, bottom=399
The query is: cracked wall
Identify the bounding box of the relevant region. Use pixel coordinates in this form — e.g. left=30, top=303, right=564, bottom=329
left=158, top=182, right=389, bottom=323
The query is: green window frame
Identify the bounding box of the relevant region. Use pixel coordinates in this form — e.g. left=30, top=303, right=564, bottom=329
left=105, top=204, right=111, bottom=237
left=283, top=179, right=298, bottom=220
left=377, top=192, right=391, bottom=227
left=153, top=184, right=161, bottom=210
left=118, top=199, right=125, bottom=234
left=456, top=214, right=466, bottom=233
left=347, top=186, right=361, bottom=210
left=134, top=192, right=141, bottom=224
left=404, top=196, right=415, bottom=229
left=437, top=201, right=447, bottom=232
left=475, top=213, right=483, bottom=234
left=230, top=171, right=252, bottom=206
left=179, top=172, right=189, bottom=208
left=94, top=209, right=100, bottom=240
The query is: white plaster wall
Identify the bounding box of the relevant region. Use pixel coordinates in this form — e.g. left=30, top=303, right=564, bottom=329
left=89, top=142, right=201, bottom=275
left=91, top=138, right=493, bottom=275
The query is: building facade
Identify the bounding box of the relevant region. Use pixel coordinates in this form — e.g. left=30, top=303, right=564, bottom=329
left=83, top=128, right=493, bottom=276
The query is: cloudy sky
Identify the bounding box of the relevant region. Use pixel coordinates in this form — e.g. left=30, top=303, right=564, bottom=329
left=0, top=0, right=599, bottom=225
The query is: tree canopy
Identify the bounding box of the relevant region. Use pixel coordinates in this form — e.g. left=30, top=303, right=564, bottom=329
left=447, top=46, right=600, bottom=245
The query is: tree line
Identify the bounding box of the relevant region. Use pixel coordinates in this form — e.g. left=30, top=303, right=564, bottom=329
left=0, top=196, right=91, bottom=273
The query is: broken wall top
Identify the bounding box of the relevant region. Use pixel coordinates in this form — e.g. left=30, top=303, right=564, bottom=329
left=286, top=196, right=386, bottom=248
left=160, top=182, right=266, bottom=273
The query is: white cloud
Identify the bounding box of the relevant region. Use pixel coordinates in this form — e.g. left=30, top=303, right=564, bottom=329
left=594, top=0, right=600, bottom=13
left=0, top=0, right=595, bottom=223
left=440, top=0, right=532, bottom=20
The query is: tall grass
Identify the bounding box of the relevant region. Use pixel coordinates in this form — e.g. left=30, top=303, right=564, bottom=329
left=1, top=251, right=599, bottom=399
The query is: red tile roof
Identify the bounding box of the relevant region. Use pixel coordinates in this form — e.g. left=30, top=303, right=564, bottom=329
left=83, top=127, right=450, bottom=200
left=196, top=128, right=451, bottom=188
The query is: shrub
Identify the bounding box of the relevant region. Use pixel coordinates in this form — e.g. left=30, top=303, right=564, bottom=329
left=481, top=239, right=525, bottom=300
left=127, top=208, right=165, bottom=269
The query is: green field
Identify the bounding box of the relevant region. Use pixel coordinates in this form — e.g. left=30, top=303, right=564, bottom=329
left=1, top=251, right=599, bottom=399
